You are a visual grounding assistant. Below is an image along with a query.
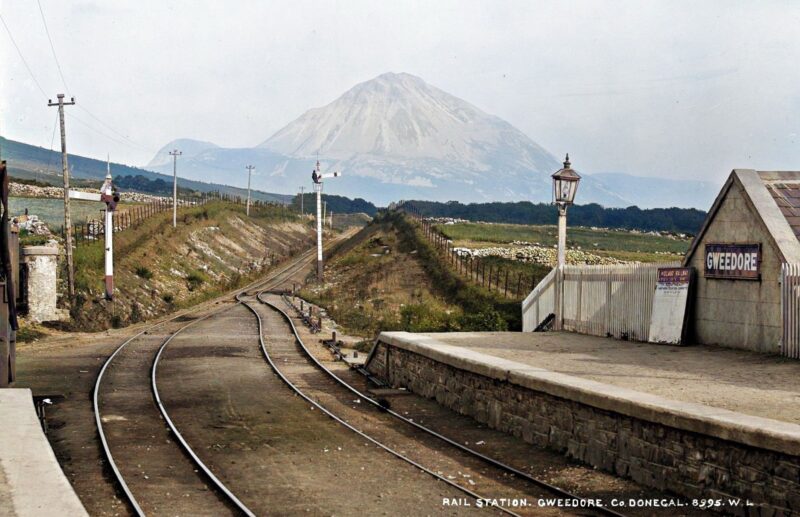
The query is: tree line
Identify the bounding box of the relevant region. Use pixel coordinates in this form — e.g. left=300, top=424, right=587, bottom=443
left=291, top=193, right=378, bottom=216
left=400, top=200, right=707, bottom=234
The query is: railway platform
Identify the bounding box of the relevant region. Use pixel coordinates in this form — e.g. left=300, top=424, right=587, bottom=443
left=366, top=331, right=800, bottom=515
left=0, top=388, right=87, bottom=516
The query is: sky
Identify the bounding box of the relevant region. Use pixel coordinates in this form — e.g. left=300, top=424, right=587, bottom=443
left=2, top=0, right=799, bottom=188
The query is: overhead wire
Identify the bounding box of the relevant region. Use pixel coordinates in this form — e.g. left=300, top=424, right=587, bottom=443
left=66, top=112, right=141, bottom=150
left=43, top=110, right=60, bottom=181
left=34, top=0, right=157, bottom=156
left=0, top=13, right=49, bottom=99
left=35, top=0, right=70, bottom=95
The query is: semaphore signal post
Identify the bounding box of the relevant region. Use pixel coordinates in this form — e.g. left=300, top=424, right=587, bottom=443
left=311, top=160, right=340, bottom=281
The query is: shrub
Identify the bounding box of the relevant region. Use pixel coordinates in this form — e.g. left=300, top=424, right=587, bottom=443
left=135, top=266, right=153, bottom=279
left=399, top=304, right=459, bottom=332
left=186, top=270, right=208, bottom=291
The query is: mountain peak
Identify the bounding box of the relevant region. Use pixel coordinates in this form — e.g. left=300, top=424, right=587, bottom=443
left=147, top=138, right=219, bottom=167
left=259, top=72, right=557, bottom=175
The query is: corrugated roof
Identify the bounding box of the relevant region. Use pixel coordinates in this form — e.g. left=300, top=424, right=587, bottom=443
left=766, top=181, right=800, bottom=240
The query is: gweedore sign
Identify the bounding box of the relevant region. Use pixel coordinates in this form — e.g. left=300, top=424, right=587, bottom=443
left=704, top=243, right=761, bottom=280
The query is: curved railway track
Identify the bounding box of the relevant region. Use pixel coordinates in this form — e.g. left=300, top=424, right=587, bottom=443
left=240, top=296, right=522, bottom=517
left=93, top=247, right=320, bottom=516
left=252, top=291, right=629, bottom=517
left=93, top=230, right=633, bottom=516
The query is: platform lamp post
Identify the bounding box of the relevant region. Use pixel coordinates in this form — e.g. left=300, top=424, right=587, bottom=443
left=551, top=154, right=581, bottom=330
left=311, top=160, right=340, bottom=281
left=552, top=154, right=581, bottom=267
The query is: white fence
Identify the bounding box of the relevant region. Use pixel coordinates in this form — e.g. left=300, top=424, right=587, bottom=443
left=781, top=263, right=800, bottom=359
left=522, top=262, right=679, bottom=340
left=522, top=267, right=558, bottom=331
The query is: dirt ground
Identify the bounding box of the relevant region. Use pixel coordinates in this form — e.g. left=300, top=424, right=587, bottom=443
left=155, top=303, right=491, bottom=516
left=17, top=328, right=140, bottom=515
left=409, top=331, right=800, bottom=424
left=10, top=245, right=335, bottom=515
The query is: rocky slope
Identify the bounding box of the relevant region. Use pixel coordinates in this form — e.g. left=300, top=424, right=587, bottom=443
left=68, top=202, right=315, bottom=330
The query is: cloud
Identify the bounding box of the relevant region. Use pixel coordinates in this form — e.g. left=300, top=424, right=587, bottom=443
left=1, top=0, right=799, bottom=191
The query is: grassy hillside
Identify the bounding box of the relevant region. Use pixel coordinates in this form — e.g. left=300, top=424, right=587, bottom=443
left=0, top=137, right=291, bottom=203
left=301, top=212, right=522, bottom=338
left=66, top=201, right=314, bottom=330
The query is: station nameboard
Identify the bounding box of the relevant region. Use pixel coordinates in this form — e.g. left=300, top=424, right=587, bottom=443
left=704, top=243, right=761, bottom=280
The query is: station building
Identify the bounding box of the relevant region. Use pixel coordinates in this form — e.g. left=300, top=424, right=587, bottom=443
left=682, top=169, right=800, bottom=353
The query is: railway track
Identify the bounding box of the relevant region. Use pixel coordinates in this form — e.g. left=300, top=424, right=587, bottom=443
left=93, top=246, right=322, bottom=516
left=250, top=291, right=630, bottom=517
left=93, top=228, right=632, bottom=516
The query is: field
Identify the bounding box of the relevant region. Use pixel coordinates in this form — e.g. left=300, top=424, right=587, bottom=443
left=436, top=222, right=690, bottom=263
left=10, top=197, right=109, bottom=228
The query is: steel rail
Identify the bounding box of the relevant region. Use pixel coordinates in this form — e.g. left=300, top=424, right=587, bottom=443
left=151, top=312, right=256, bottom=516
left=260, top=293, right=628, bottom=517
left=239, top=298, right=522, bottom=517
left=93, top=243, right=322, bottom=515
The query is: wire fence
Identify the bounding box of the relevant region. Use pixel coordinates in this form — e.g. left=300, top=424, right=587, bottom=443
left=404, top=209, right=542, bottom=300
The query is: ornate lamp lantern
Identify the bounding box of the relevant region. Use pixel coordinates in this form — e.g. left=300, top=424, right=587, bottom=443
left=551, top=154, right=581, bottom=268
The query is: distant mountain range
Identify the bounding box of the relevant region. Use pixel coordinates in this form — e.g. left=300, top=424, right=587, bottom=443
left=146, top=72, right=719, bottom=209
left=1, top=137, right=291, bottom=203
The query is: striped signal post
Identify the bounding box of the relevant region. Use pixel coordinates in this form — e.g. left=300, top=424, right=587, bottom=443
left=68, top=157, right=119, bottom=300
left=311, top=160, right=340, bottom=281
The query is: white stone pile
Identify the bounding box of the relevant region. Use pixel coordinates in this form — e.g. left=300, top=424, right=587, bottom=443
left=10, top=182, right=171, bottom=204
left=423, top=217, right=469, bottom=224
left=13, top=214, right=52, bottom=237
left=459, top=244, right=625, bottom=266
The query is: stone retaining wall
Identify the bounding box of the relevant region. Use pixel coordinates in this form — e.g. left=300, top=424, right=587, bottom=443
left=367, top=338, right=800, bottom=515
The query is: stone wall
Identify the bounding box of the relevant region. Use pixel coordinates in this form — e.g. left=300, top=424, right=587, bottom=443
left=685, top=180, right=782, bottom=353
left=368, top=341, right=800, bottom=515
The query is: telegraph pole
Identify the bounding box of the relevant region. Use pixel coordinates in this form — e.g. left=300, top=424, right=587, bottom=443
left=245, top=165, right=255, bottom=216
left=48, top=94, right=76, bottom=298
left=299, top=186, right=305, bottom=215
left=169, top=150, right=182, bottom=227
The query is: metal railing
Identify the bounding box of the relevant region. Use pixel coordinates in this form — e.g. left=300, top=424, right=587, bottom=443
left=781, top=263, right=800, bottom=359
left=522, top=262, right=679, bottom=340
